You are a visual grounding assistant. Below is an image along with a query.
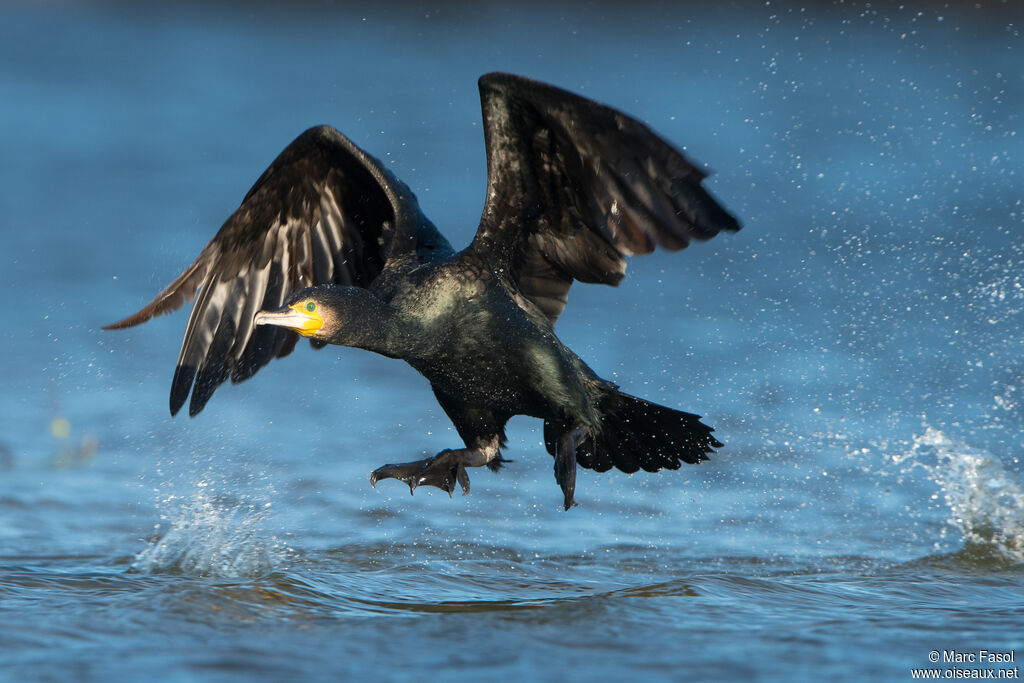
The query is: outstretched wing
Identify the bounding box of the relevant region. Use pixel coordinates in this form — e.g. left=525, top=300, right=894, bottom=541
left=105, top=125, right=450, bottom=417
left=474, top=72, right=741, bottom=323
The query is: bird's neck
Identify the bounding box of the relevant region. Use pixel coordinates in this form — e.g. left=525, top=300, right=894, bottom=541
left=324, top=289, right=424, bottom=360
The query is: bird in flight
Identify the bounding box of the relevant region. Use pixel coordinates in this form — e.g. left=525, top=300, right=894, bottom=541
left=106, top=73, right=741, bottom=509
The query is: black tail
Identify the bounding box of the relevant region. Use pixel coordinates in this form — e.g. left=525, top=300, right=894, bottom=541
left=544, top=389, right=722, bottom=475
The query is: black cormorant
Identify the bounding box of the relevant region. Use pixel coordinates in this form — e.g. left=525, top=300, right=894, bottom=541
left=106, top=73, right=741, bottom=509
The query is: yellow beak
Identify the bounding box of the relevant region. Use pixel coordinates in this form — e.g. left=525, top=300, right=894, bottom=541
left=254, top=302, right=324, bottom=337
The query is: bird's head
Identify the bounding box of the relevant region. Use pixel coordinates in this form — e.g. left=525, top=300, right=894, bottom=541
left=254, top=285, right=403, bottom=355
left=254, top=286, right=340, bottom=342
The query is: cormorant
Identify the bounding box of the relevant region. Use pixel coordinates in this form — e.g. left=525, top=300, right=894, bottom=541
left=105, top=73, right=741, bottom=509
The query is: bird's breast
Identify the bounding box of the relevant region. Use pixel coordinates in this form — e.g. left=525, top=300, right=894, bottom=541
left=412, top=304, right=584, bottom=419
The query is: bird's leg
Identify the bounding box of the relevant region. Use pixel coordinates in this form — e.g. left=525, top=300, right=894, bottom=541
left=554, top=426, right=588, bottom=511
left=370, top=437, right=502, bottom=497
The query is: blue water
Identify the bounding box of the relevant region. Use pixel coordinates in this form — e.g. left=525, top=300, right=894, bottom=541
left=2, top=2, right=1023, bottom=681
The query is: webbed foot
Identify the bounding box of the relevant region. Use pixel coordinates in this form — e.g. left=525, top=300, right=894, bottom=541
left=370, top=449, right=471, bottom=497
left=554, top=427, right=588, bottom=511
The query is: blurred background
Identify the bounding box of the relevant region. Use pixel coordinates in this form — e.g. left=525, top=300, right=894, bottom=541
left=1, top=1, right=1022, bottom=681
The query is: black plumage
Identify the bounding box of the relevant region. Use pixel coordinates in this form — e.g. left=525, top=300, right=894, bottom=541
left=106, top=73, right=741, bottom=509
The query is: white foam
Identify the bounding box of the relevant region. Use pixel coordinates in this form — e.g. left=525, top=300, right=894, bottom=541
left=132, top=489, right=286, bottom=578
left=891, top=427, right=1024, bottom=563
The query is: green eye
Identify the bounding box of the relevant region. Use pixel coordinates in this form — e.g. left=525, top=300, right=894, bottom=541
left=305, top=301, right=316, bottom=313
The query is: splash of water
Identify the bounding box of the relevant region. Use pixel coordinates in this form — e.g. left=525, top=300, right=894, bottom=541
left=132, top=488, right=286, bottom=578
left=891, top=427, right=1024, bottom=563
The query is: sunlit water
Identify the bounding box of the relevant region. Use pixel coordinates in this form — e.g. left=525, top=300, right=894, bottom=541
left=2, top=2, right=1022, bottom=681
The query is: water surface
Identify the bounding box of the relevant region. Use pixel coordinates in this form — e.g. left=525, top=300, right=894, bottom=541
left=1, top=2, right=1022, bottom=681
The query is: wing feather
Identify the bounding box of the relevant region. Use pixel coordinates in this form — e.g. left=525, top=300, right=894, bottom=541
left=106, top=125, right=450, bottom=416
left=474, top=72, right=741, bottom=323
